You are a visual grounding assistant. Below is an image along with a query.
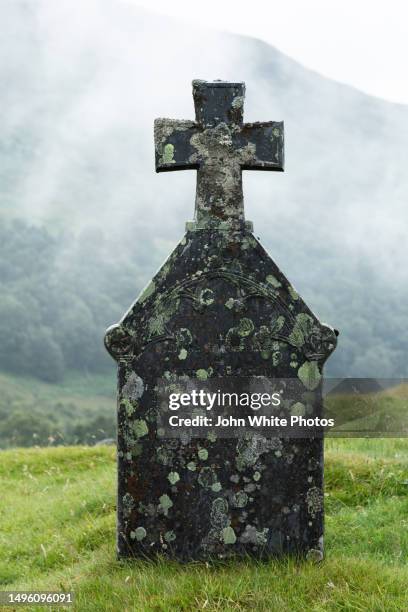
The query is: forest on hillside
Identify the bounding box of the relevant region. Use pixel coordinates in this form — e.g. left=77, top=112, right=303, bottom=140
left=0, top=219, right=407, bottom=384
left=0, top=220, right=144, bottom=382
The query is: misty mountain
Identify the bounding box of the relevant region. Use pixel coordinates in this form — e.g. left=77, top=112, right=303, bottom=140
left=0, top=0, right=407, bottom=379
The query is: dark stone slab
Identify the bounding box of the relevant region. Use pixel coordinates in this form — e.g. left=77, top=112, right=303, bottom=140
left=105, top=80, right=337, bottom=561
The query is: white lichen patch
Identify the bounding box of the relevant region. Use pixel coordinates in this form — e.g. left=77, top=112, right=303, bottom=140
left=232, top=491, right=248, bottom=508
left=196, top=369, right=209, bottom=380
left=159, top=494, right=173, bottom=516
left=198, top=448, right=208, bottom=460
left=162, top=143, right=175, bottom=164
left=210, top=497, right=229, bottom=529
left=266, top=274, right=282, bottom=288
left=133, top=419, right=148, bottom=438
left=291, top=402, right=306, bottom=417
left=298, top=361, right=321, bottom=391
left=222, top=526, right=236, bottom=544
left=239, top=524, right=268, bottom=545
left=237, top=318, right=254, bottom=338
left=122, top=372, right=144, bottom=401
left=178, top=348, right=188, bottom=360
left=289, top=313, right=314, bottom=348
left=167, top=471, right=180, bottom=485
left=306, top=487, right=323, bottom=518
left=130, top=526, right=147, bottom=541
left=199, top=288, right=214, bottom=305
left=164, top=530, right=176, bottom=543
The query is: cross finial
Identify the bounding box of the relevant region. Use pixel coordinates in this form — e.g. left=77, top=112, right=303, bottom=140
left=154, top=80, right=284, bottom=229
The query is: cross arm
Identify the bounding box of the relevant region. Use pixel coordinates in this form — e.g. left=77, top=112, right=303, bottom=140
left=154, top=118, right=199, bottom=172
left=239, top=121, right=284, bottom=171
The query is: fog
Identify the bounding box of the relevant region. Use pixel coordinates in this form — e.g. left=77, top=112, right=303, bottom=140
left=1, top=0, right=407, bottom=379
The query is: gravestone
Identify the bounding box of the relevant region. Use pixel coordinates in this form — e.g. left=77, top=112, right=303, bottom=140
left=105, top=80, right=337, bottom=560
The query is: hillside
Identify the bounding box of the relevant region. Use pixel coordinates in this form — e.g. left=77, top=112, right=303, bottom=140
left=0, top=370, right=406, bottom=449
left=0, top=2, right=407, bottom=381
left=0, top=371, right=115, bottom=447
left=0, top=440, right=407, bottom=610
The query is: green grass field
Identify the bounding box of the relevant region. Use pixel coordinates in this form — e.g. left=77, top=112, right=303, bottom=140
left=0, top=439, right=407, bottom=611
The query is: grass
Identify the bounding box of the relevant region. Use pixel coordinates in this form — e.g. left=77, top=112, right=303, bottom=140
left=0, top=440, right=407, bottom=611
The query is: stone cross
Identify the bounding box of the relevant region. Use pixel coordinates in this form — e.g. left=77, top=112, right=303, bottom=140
left=154, top=80, right=283, bottom=228
left=105, top=80, right=337, bottom=561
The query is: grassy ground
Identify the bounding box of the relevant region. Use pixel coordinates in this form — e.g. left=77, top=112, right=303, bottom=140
left=0, top=440, right=407, bottom=611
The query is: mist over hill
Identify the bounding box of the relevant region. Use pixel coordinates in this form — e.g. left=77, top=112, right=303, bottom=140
left=1, top=0, right=407, bottom=380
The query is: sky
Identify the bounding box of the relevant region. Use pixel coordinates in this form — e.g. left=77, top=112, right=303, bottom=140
left=129, top=0, right=408, bottom=105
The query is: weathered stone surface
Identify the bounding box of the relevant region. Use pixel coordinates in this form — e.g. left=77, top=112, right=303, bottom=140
left=154, top=80, right=283, bottom=229
left=105, top=80, right=337, bottom=560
